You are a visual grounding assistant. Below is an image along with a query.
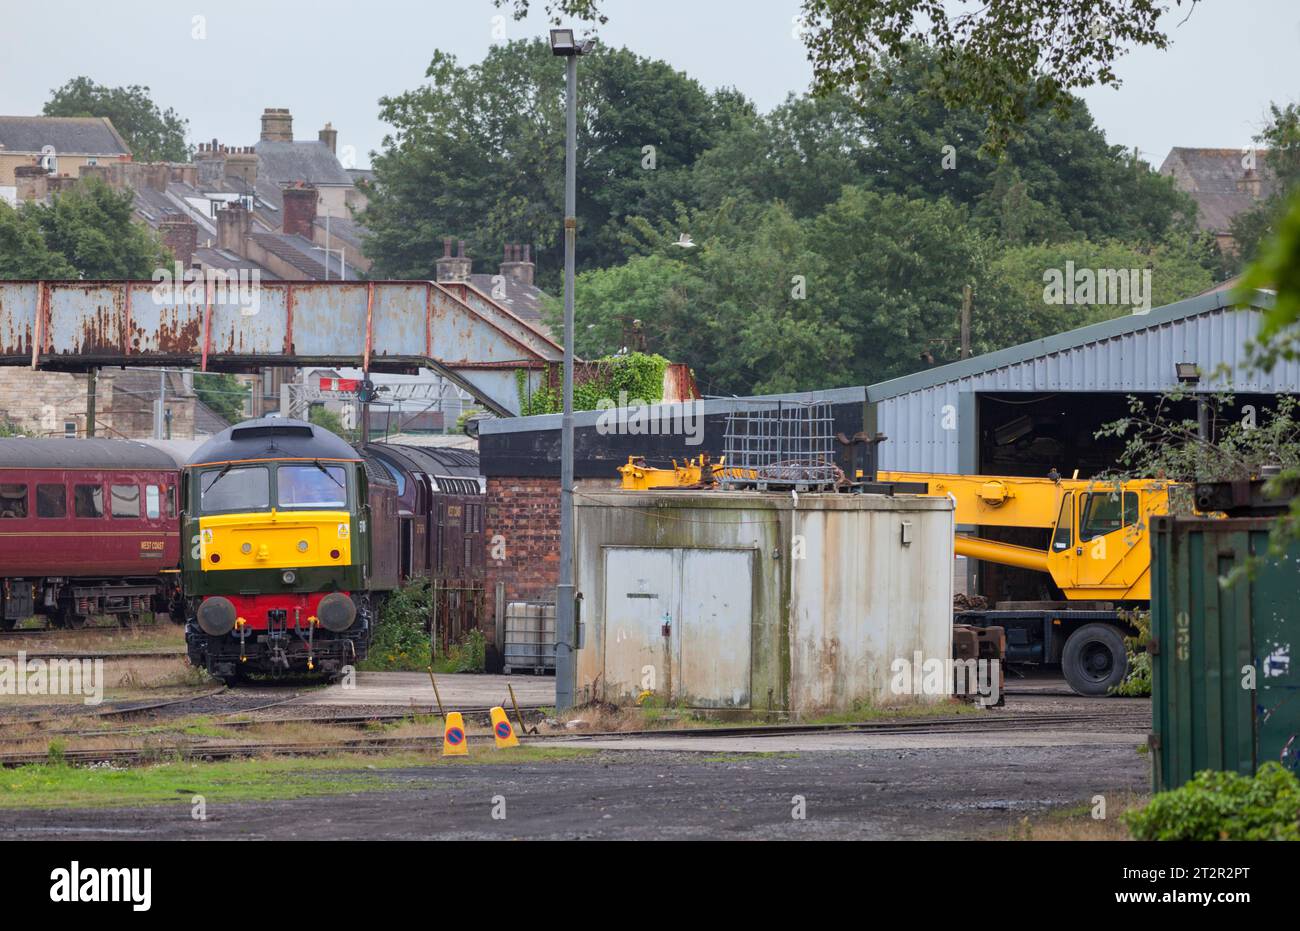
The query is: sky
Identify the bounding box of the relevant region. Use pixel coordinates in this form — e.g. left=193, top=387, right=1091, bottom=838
left=2, top=0, right=1297, bottom=170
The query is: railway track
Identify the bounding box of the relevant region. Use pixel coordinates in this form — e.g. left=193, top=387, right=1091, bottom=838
left=0, top=706, right=1151, bottom=767
left=0, top=625, right=178, bottom=639
left=0, top=650, right=186, bottom=662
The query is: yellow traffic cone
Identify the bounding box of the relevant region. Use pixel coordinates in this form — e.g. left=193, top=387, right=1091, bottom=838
left=490, top=706, right=520, bottom=749
left=442, top=711, right=468, bottom=756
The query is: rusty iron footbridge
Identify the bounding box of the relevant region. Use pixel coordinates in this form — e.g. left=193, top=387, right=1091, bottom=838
left=0, top=278, right=563, bottom=416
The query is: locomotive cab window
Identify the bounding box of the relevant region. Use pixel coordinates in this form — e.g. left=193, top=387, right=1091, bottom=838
left=36, top=484, right=66, bottom=518
left=111, top=483, right=141, bottom=519
left=277, top=464, right=347, bottom=509
left=74, top=484, right=104, bottom=518
left=0, top=483, right=27, bottom=519
left=200, top=466, right=270, bottom=514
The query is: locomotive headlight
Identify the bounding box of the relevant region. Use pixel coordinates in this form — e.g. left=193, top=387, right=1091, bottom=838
left=241, top=543, right=252, bottom=554
left=282, top=570, right=297, bottom=585
left=197, top=596, right=237, bottom=636
left=297, top=540, right=308, bottom=553
left=317, top=592, right=357, bottom=632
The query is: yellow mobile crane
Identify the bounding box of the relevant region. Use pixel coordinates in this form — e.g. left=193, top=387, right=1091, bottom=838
left=878, top=470, right=1174, bottom=694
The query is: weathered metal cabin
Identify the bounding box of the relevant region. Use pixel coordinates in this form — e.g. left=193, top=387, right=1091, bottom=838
left=573, top=490, right=954, bottom=715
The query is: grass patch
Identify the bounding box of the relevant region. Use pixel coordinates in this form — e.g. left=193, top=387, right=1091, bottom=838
left=0, top=746, right=593, bottom=809
left=1007, top=792, right=1148, bottom=840
left=543, top=695, right=984, bottom=734
left=798, top=697, right=982, bottom=726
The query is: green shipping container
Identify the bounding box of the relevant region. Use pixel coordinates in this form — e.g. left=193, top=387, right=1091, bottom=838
left=1150, top=514, right=1300, bottom=791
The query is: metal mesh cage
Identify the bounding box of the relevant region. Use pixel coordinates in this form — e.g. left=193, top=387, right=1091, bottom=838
left=720, top=400, right=840, bottom=490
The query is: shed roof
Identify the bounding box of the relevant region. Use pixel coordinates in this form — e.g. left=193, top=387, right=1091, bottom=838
left=867, top=289, right=1276, bottom=403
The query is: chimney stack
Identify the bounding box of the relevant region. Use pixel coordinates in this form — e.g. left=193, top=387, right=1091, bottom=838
left=281, top=182, right=318, bottom=239
left=14, top=164, right=49, bottom=203
left=319, top=123, right=338, bottom=154
left=195, top=140, right=227, bottom=186
left=435, top=236, right=472, bottom=282
left=1238, top=166, right=1263, bottom=199
left=224, top=146, right=258, bottom=185
left=216, top=202, right=250, bottom=254
left=159, top=213, right=199, bottom=267
left=260, top=107, right=293, bottom=142
left=499, top=242, right=535, bottom=287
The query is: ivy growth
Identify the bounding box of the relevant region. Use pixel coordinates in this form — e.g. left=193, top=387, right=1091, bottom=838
left=516, top=352, right=669, bottom=416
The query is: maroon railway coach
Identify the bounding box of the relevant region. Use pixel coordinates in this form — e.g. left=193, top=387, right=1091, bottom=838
left=0, top=438, right=183, bottom=629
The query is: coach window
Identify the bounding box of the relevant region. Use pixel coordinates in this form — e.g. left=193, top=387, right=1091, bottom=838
left=36, top=484, right=66, bottom=518
left=166, top=484, right=177, bottom=518
left=111, top=484, right=141, bottom=519
left=74, top=484, right=104, bottom=518
left=145, top=485, right=162, bottom=520
left=0, top=484, right=27, bottom=519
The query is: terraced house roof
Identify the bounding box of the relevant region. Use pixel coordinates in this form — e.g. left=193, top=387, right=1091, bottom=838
left=0, top=116, right=131, bottom=156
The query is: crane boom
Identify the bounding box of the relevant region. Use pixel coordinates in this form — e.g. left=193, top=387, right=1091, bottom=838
left=877, top=470, right=1174, bottom=602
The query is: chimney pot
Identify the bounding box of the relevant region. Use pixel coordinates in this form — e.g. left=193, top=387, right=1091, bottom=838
left=436, top=236, right=472, bottom=283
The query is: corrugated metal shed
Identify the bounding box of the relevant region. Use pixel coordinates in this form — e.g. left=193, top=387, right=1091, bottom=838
left=869, top=290, right=1298, bottom=473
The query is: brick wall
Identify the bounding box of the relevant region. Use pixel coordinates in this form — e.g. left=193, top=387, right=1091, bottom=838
left=484, top=475, right=560, bottom=645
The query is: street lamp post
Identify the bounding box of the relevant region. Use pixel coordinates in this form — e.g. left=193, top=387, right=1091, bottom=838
left=551, top=28, right=592, bottom=711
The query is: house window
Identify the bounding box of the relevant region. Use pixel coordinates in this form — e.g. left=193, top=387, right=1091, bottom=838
left=36, top=484, right=66, bottom=518
left=64, top=421, right=77, bottom=438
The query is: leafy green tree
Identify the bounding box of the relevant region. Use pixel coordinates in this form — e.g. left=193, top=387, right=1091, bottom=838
left=43, top=77, right=190, bottom=162
left=193, top=373, right=249, bottom=426
left=308, top=405, right=357, bottom=443
left=35, top=178, right=168, bottom=279
left=796, top=1, right=1197, bottom=151
left=556, top=190, right=1016, bottom=394
left=684, top=53, right=1195, bottom=246
left=0, top=204, right=76, bottom=278
left=986, top=238, right=1214, bottom=341
left=808, top=187, right=1005, bottom=382
left=1230, top=103, right=1300, bottom=265
left=496, top=0, right=1196, bottom=153
left=360, top=39, right=726, bottom=285
left=0, top=179, right=166, bottom=280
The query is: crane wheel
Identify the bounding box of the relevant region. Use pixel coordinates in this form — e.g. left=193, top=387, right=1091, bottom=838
left=1061, top=623, right=1128, bottom=696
